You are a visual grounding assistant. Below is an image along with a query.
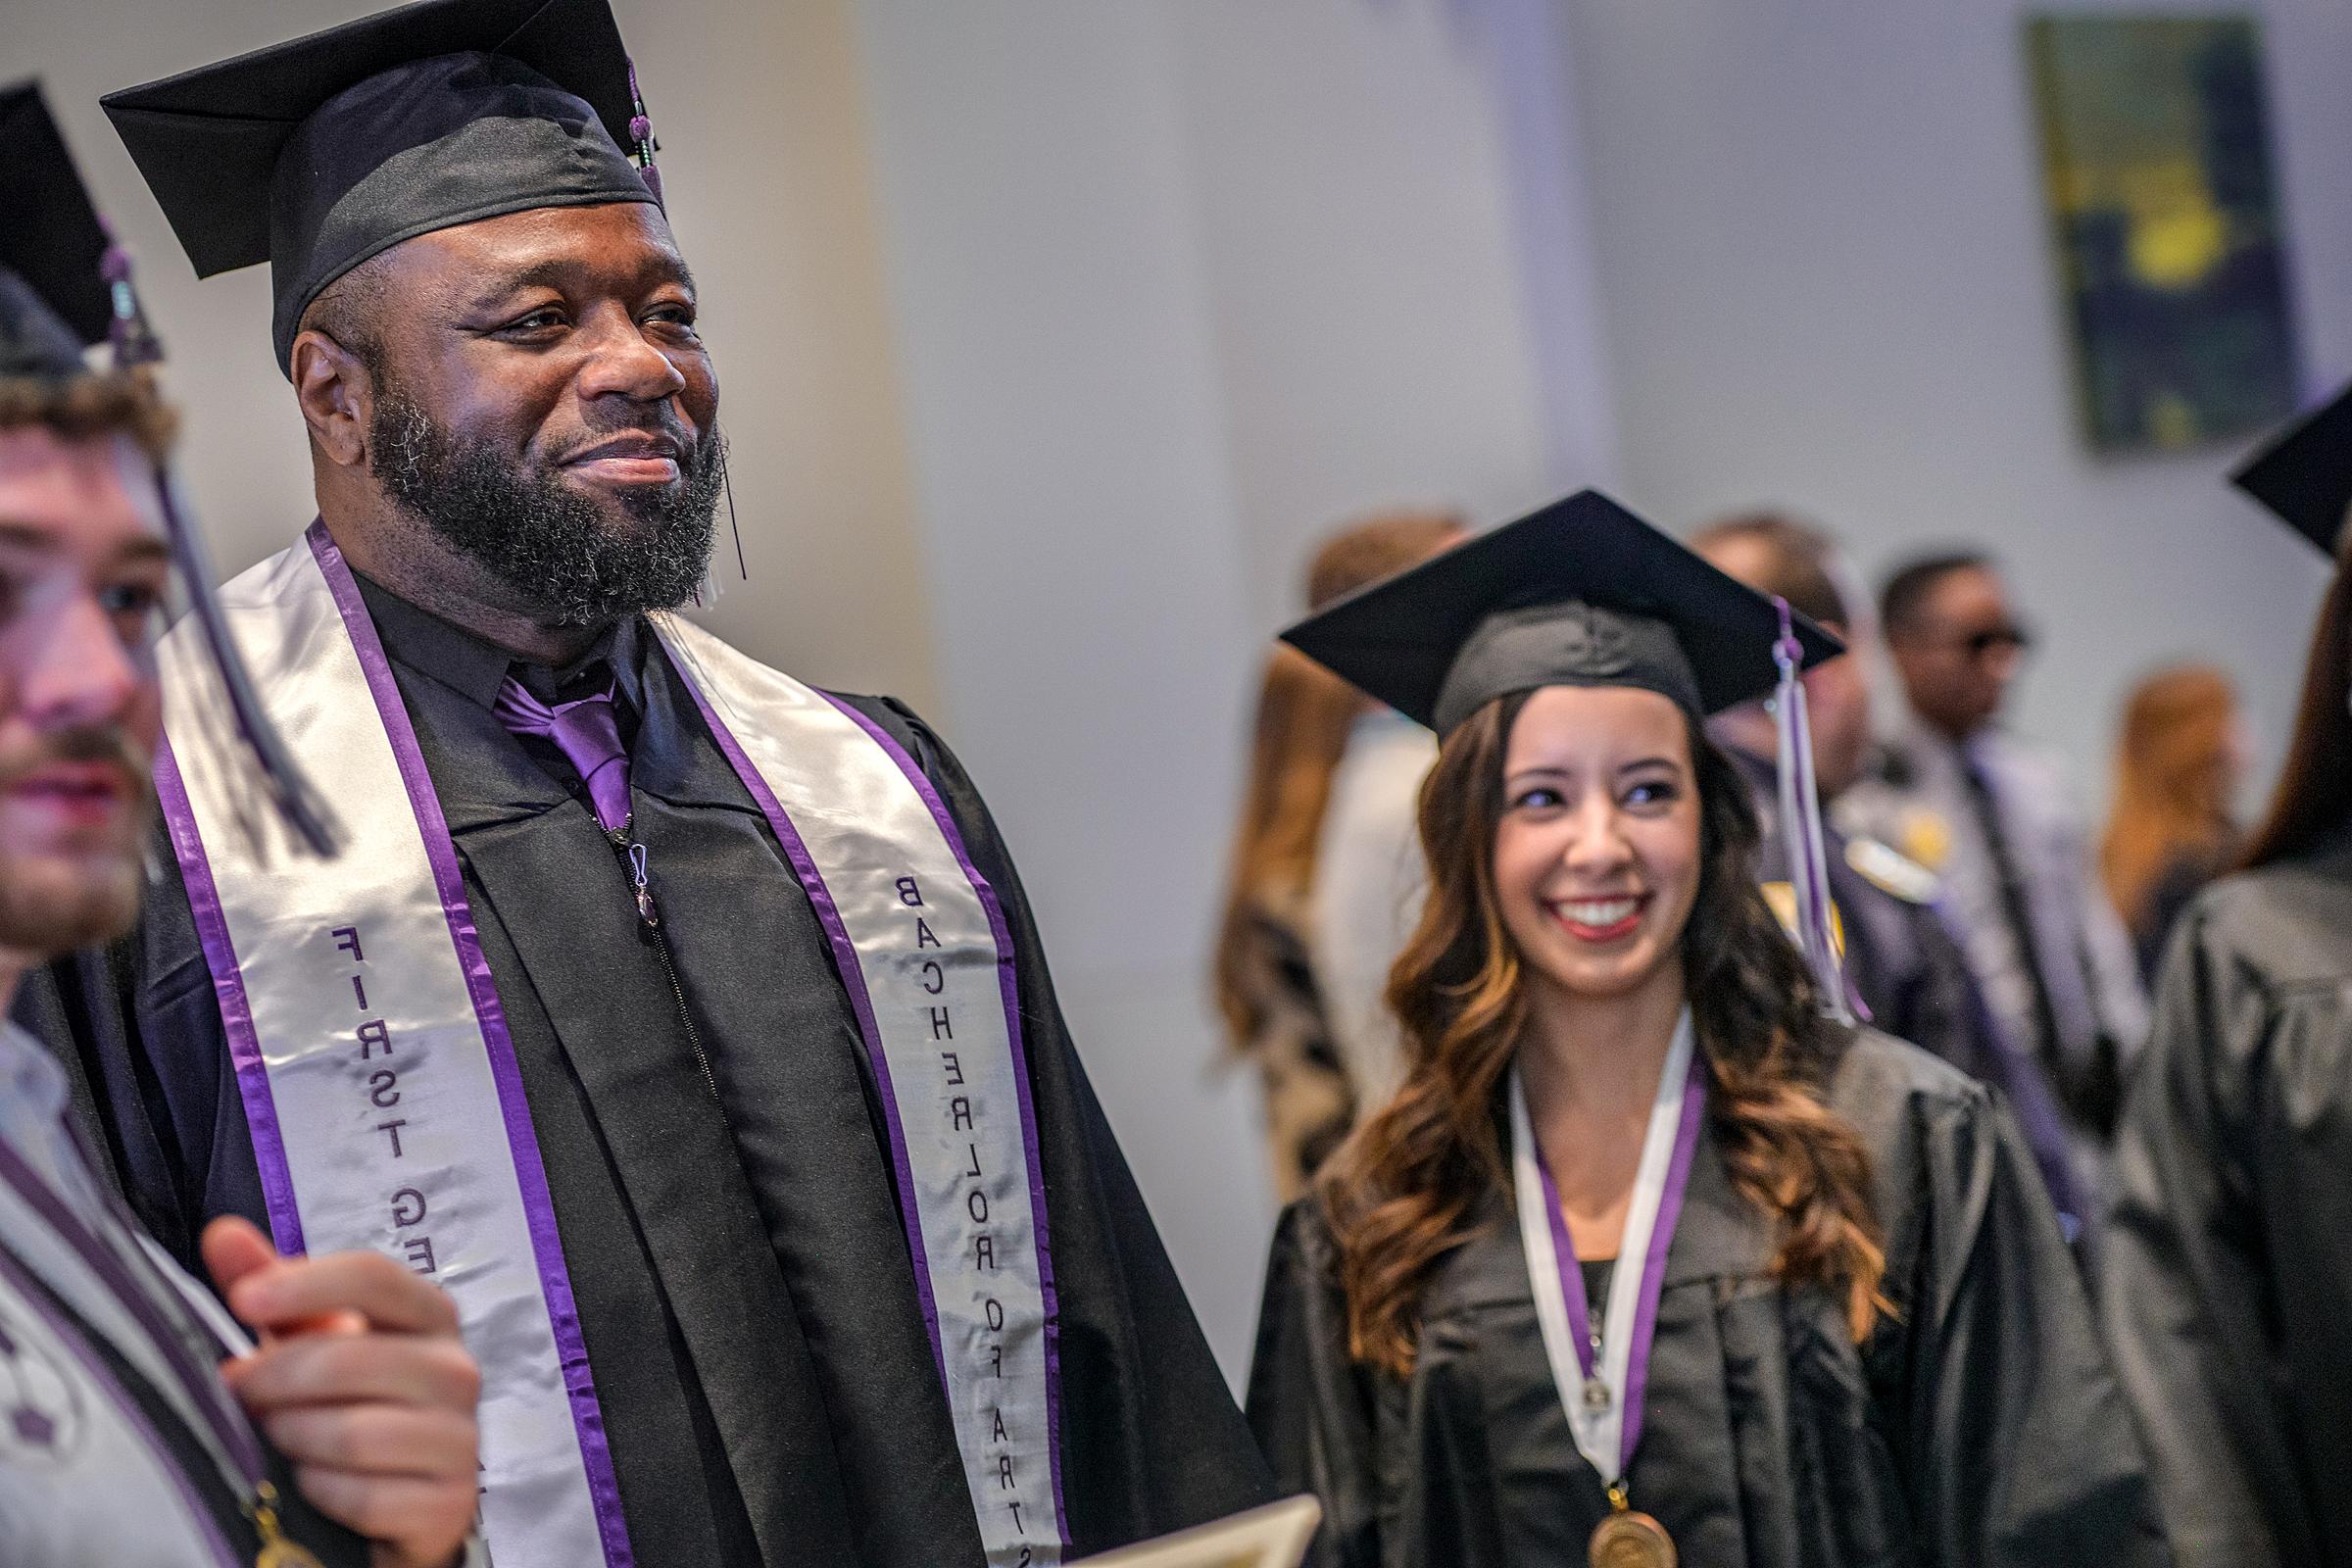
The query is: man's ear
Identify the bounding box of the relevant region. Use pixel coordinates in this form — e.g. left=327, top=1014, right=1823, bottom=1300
left=289, top=330, right=374, bottom=469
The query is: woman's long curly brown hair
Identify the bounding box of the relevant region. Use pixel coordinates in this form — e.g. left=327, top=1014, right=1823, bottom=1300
left=1316, top=692, right=1892, bottom=1376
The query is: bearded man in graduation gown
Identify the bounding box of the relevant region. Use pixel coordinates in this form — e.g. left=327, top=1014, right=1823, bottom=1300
left=24, top=6, right=1271, bottom=1566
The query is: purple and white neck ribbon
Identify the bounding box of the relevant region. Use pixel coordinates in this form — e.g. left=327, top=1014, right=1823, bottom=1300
left=153, top=524, right=1065, bottom=1568
left=1509, top=1012, right=1706, bottom=1486
left=1769, top=598, right=1854, bottom=1023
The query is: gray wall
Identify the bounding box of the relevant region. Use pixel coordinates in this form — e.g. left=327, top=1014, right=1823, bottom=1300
left=1555, top=0, right=2352, bottom=801
left=854, top=0, right=1608, bottom=1377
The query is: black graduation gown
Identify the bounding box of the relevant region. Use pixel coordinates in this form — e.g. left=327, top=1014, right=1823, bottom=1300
left=2101, top=827, right=2352, bottom=1568
left=1246, top=1030, right=2168, bottom=1568
left=20, top=579, right=1270, bottom=1566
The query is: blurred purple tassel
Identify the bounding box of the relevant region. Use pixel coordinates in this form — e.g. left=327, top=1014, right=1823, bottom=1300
left=1771, top=597, right=1853, bottom=1023
left=103, top=229, right=342, bottom=858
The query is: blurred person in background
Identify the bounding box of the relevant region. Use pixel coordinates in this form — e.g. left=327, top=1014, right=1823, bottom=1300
left=1692, top=514, right=2081, bottom=1231
left=2101, top=665, right=2246, bottom=985
left=1212, top=643, right=1362, bottom=1203
left=1841, top=553, right=2146, bottom=1154
left=1305, top=514, right=1467, bottom=1110
left=2103, top=381, right=2352, bottom=1568
left=1213, top=513, right=1463, bottom=1200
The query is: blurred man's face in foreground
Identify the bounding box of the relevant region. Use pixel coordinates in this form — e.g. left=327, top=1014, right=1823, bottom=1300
left=0, top=424, right=166, bottom=956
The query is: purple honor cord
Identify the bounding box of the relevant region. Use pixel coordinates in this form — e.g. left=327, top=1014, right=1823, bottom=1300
left=1521, top=1040, right=1708, bottom=1481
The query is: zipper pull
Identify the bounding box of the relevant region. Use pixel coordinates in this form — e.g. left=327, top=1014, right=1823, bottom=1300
left=628, top=841, right=660, bottom=929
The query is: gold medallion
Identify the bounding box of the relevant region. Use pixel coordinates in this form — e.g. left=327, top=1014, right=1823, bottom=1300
left=249, top=1483, right=328, bottom=1568
left=254, top=1540, right=327, bottom=1568
left=1588, top=1507, right=1676, bottom=1568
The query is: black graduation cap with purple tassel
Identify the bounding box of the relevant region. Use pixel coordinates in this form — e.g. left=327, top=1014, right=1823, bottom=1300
left=1279, top=489, right=1856, bottom=1019
left=0, top=78, right=342, bottom=858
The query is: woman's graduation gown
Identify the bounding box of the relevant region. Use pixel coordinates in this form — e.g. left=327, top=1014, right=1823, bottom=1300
left=1247, top=1029, right=2168, bottom=1568
left=2102, top=827, right=2352, bottom=1568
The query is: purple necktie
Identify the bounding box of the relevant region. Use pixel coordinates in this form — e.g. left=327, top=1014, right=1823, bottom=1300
left=495, top=673, right=633, bottom=836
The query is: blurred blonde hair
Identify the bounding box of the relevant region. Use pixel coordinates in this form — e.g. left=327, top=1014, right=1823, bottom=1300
left=2101, top=664, right=2238, bottom=935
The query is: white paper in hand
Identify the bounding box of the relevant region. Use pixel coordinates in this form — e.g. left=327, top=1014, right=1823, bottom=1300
left=1068, top=1496, right=1322, bottom=1568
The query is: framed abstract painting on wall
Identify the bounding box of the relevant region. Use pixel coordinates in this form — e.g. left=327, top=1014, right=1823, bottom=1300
left=2026, top=14, right=2298, bottom=452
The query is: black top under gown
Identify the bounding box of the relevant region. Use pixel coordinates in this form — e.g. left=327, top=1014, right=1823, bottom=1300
left=2102, top=825, right=2352, bottom=1568
left=1247, top=1029, right=2170, bottom=1568
left=15, top=573, right=1271, bottom=1566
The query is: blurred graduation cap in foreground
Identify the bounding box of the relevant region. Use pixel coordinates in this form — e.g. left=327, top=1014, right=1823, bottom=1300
left=102, top=0, right=663, bottom=374
left=0, top=78, right=339, bottom=855
left=0, top=83, right=112, bottom=377
left=2233, top=379, right=2352, bottom=557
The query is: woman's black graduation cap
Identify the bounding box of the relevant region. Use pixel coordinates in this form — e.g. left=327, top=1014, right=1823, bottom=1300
left=1281, top=489, right=1844, bottom=734
left=0, top=79, right=338, bottom=856
left=102, top=0, right=662, bottom=374
left=2232, top=379, right=2352, bottom=556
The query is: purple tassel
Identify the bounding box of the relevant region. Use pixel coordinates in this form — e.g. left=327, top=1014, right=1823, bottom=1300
left=151, top=466, right=344, bottom=858
left=1770, top=597, right=1854, bottom=1023
left=98, top=221, right=161, bottom=368
left=98, top=225, right=342, bottom=858
left=626, top=59, right=665, bottom=206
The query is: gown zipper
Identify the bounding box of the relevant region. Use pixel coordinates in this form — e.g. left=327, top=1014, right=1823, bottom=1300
left=609, top=823, right=723, bottom=1108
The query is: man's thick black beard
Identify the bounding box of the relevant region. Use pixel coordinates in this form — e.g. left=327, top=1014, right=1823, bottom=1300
left=371, top=392, right=726, bottom=626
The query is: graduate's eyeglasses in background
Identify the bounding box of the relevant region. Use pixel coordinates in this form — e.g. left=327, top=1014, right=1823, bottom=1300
left=1902, top=620, right=2034, bottom=663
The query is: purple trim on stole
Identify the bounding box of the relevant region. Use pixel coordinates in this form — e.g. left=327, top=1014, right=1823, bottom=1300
left=304, top=523, right=635, bottom=1567
left=0, top=1240, right=242, bottom=1568
left=153, top=737, right=306, bottom=1258
left=1534, top=1161, right=1592, bottom=1369
left=1530, top=1048, right=1708, bottom=1479
left=657, top=657, right=950, bottom=1389
left=1620, top=1054, right=1706, bottom=1464
left=823, top=696, right=1069, bottom=1530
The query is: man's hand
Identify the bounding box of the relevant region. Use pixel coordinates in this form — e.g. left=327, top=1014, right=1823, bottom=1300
left=204, top=1217, right=480, bottom=1568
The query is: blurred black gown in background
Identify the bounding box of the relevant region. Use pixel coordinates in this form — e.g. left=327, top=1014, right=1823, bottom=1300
left=2102, top=827, right=2352, bottom=1568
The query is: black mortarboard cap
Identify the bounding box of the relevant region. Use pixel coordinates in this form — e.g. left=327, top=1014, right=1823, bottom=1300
left=2232, top=379, right=2352, bottom=556
left=1281, top=489, right=1843, bottom=734
left=0, top=80, right=111, bottom=380
left=102, top=0, right=658, bottom=374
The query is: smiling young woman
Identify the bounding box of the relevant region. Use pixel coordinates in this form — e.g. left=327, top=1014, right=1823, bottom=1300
left=1246, top=493, right=2167, bottom=1568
